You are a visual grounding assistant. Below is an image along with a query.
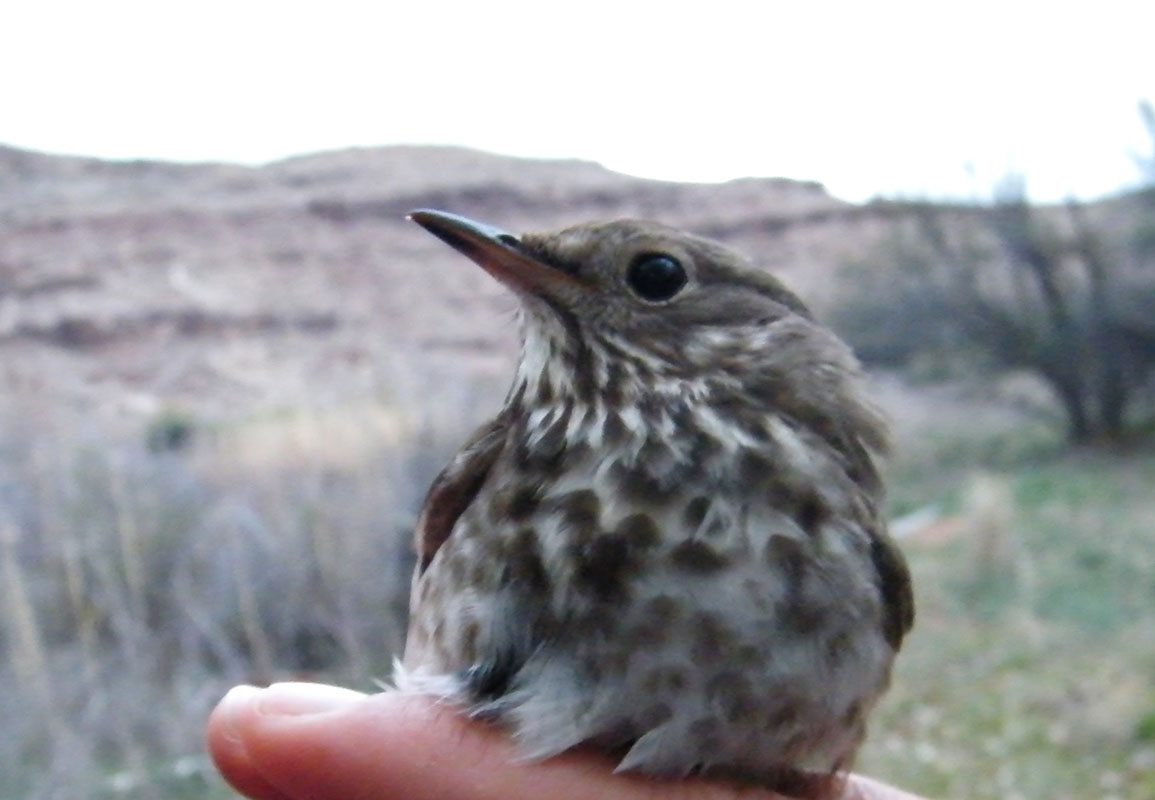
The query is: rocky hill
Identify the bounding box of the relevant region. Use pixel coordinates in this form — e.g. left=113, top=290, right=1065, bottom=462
left=1, top=143, right=900, bottom=429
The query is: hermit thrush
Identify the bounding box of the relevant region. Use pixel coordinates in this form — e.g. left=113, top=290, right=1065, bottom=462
left=397, top=210, right=913, bottom=796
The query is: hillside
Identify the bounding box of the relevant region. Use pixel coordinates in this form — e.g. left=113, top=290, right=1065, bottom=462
left=1, top=143, right=896, bottom=426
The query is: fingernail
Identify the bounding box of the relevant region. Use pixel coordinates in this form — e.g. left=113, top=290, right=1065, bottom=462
left=215, top=685, right=262, bottom=744
left=210, top=685, right=296, bottom=800
left=256, top=682, right=368, bottom=717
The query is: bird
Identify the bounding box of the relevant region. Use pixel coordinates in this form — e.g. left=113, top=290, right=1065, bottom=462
left=395, top=209, right=913, bottom=797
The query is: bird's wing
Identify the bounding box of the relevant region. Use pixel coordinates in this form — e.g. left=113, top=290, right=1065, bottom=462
left=868, top=528, right=915, bottom=650
left=414, top=412, right=510, bottom=574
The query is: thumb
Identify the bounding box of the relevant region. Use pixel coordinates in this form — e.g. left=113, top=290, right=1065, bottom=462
left=205, top=683, right=774, bottom=800
left=206, top=682, right=917, bottom=800
left=207, top=682, right=367, bottom=800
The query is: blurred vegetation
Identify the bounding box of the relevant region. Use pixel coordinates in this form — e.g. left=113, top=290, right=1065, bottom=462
left=0, top=400, right=476, bottom=799
left=860, top=417, right=1155, bottom=800
left=835, top=101, right=1155, bottom=445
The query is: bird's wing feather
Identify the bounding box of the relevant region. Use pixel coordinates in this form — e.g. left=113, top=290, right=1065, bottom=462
left=868, top=529, right=915, bottom=649
left=414, top=412, right=510, bottom=573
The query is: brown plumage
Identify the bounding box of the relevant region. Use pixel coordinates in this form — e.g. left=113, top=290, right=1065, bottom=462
left=396, top=210, right=913, bottom=797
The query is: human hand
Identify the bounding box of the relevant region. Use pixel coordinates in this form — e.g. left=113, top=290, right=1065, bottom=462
left=207, top=682, right=926, bottom=800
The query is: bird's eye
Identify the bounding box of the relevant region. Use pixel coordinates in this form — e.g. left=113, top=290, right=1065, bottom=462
left=626, top=253, right=687, bottom=302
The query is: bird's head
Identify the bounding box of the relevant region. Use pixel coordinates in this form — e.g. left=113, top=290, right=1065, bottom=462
left=409, top=209, right=886, bottom=455
left=409, top=209, right=815, bottom=366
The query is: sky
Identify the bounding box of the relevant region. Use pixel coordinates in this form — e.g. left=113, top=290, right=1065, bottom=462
left=3, top=1, right=1153, bottom=203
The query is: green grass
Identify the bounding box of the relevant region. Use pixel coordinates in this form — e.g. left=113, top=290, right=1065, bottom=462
left=859, top=435, right=1155, bottom=799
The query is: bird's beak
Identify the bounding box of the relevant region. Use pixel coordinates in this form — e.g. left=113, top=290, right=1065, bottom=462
left=408, top=209, right=585, bottom=297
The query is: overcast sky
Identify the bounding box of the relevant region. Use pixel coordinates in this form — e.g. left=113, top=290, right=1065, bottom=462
left=3, top=1, right=1152, bottom=203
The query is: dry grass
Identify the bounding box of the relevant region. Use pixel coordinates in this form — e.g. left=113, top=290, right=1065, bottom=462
left=0, top=389, right=487, bottom=799
left=2, top=376, right=1153, bottom=799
